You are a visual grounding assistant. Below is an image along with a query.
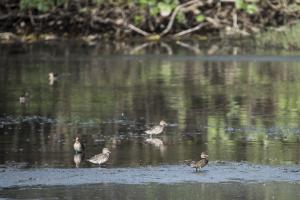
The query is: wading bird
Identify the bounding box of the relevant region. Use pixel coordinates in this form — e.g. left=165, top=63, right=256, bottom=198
left=48, top=72, right=58, bottom=85
left=145, top=120, right=168, bottom=137
left=87, top=148, right=111, bottom=166
left=73, top=136, right=85, bottom=154
left=187, top=152, right=209, bottom=172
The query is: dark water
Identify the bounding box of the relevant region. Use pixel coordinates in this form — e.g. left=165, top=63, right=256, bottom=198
left=1, top=41, right=300, bottom=199
left=1, top=182, right=300, bottom=200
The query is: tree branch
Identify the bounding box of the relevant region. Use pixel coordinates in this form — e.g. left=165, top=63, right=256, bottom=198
left=160, top=0, right=200, bottom=36
left=173, top=23, right=206, bottom=38
left=127, top=24, right=150, bottom=36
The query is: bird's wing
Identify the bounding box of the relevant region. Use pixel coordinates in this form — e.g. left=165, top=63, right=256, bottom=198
left=81, top=143, right=85, bottom=151
left=196, top=158, right=208, bottom=168
left=88, top=153, right=109, bottom=163
left=146, top=125, right=161, bottom=134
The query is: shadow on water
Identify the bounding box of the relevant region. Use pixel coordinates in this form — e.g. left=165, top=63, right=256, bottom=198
left=1, top=41, right=300, bottom=199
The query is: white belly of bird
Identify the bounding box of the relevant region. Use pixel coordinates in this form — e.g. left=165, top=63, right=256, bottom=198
left=74, top=143, right=81, bottom=152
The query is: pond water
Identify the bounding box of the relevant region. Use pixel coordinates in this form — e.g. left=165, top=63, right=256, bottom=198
left=0, top=41, right=300, bottom=199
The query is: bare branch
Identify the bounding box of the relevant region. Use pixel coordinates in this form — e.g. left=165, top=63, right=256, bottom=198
left=173, top=23, right=206, bottom=38
left=127, top=24, right=150, bottom=36
left=160, top=0, right=200, bottom=36
left=206, top=17, right=221, bottom=28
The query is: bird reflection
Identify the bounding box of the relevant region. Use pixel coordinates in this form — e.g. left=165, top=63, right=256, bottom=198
left=146, top=138, right=164, bottom=147
left=73, top=153, right=84, bottom=168
left=145, top=138, right=166, bottom=153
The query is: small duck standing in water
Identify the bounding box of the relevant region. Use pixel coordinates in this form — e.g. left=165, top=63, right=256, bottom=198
left=187, top=152, right=209, bottom=172
left=87, top=148, right=111, bottom=166
left=145, top=120, right=168, bottom=137
left=73, top=137, right=85, bottom=154
left=19, top=92, right=29, bottom=104
left=48, top=72, right=58, bottom=85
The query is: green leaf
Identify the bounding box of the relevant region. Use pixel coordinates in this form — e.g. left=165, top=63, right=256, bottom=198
left=176, top=11, right=186, bottom=23
left=134, top=15, right=142, bottom=25
left=246, top=4, right=258, bottom=14
left=235, top=0, right=246, bottom=10
left=195, top=15, right=205, bottom=23
left=138, top=0, right=149, bottom=6
left=150, top=6, right=159, bottom=16
left=158, top=2, right=172, bottom=17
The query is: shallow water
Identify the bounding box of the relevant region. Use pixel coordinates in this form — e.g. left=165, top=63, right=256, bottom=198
left=1, top=162, right=300, bottom=188
left=1, top=182, right=299, bottom=200
left=1, top=41, right=300, bottom=199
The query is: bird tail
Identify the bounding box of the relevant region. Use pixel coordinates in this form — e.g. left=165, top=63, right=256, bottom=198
left=184, top=160, right=195, bottom=166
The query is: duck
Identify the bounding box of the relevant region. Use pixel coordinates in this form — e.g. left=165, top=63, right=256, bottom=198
left=145, top=120, right=168, bottom=137
left=73, top=137, right=85, bottom=154
left=187, top=152, right=209, bottom=172
left=19, top=92, right=29, bottom=104
left=87, top=148, right=111, bottom=166
left=48, top=72, right=58, bottom=85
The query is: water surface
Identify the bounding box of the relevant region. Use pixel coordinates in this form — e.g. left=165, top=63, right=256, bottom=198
left=1, top=41, right=300, bottom=199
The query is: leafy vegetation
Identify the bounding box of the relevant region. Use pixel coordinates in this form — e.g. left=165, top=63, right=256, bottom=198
left=20, top=0, right=65, bottom=12
left=0, top=0, right=299, bottom=39
left=235, top=0, right=258, bottom=14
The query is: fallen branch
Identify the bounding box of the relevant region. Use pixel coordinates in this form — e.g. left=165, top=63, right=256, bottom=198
left=173, top=23, right=206, bottom=38
left=127, top=24, right=150, bottom=36
left=206, top=17, right=222, bottom=28
left=160, top=0, right=201, bottom=36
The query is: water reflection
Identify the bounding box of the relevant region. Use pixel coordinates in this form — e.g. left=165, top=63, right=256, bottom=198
left=73, top=153, right=83, bottom=168
left=1, top=43, right=300, bottom=168
left=145, top=138, right=166, bottom=153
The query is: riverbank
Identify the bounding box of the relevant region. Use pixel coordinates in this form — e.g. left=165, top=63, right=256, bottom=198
left=1, top=0, right=300, bottom=44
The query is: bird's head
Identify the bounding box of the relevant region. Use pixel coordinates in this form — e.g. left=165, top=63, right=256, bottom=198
left=159, top=120, right=168, bottom=127
left=103, top=148, right=111, bottom=154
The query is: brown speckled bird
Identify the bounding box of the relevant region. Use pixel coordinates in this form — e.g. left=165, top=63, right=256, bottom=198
left=187, top=152, right=209, bottom=172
